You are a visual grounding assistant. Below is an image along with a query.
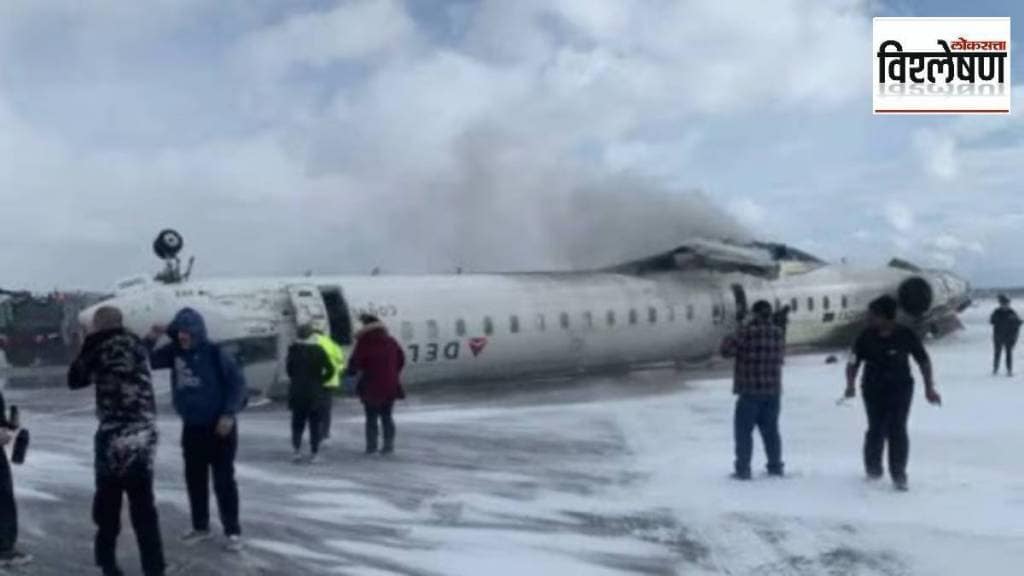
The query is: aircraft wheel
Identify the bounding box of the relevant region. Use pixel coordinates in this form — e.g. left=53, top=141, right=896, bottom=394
left=153, top=229, right=184, bottom=260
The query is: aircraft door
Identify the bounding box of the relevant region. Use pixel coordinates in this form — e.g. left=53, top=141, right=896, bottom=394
left=318, top=286, right=354, bottom=346
left=273, top=284, right=331, bottom=397
left=286, top=284, right=330, bottom=332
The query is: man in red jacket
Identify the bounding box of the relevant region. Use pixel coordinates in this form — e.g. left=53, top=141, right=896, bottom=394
left=347, top=314, right=406, bottom=454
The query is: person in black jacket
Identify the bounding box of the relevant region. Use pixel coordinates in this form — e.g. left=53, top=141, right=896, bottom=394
left=845, top=296, right=942, bottom=492
left=990, top=294, right=1022, bottom=376
left=0, top=390, right=29, bottom=568
left=286, top=325, right=333, bottom=464
left=69, top=306, right=165, bottom=576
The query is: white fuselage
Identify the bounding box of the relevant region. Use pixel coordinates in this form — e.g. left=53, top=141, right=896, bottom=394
left=86, top=263, right=970, bottom=398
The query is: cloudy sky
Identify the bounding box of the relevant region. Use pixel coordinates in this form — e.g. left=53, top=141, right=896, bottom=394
left=0, top=0, right=1022, bottom=291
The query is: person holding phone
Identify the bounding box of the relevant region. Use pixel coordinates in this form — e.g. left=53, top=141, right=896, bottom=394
left=0, top=390, right=30, bottom=568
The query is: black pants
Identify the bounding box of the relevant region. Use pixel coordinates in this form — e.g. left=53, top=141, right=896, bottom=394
left=863, top=385, right=913, bottom=481
left=994, top=339, right=1015, bottom=374
left=291, top=406, right=325, bottom=454
left=363, top=403, right=395, bottom=452
left=182, top=425, right=241, bottom=536
left=321, top=396, right=334, bottom=440
left=94, top=470, right=165, bottom=575
left=0, top=449, right=17, bottom=554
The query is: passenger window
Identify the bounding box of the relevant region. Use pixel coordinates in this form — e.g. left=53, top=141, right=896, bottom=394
left=455, top=318, right=466, bottom=336
left=807, top=297, right=815, bottom=312
left=400, top=321, right=414, bottom=341
left=536, top=313, right=546, bottom=332
left=712, top=305, right=722, bottom=319
left=606, top=310, right=616, bottom=326
left=582, top=311, right=593, bottom=329
left=510, top=315, right=520, bottom=334
left=629, top=309, right=638, bottom=325
left=483, top=316, right=494, bottom=335
left=841, top=295, right=849, bottom=309
left=791, top=298, right=798, bottom=313
left=426, top=320, right=439, bottom=339
left=823, top=296, right=831, bottom=311
left=648, top=307, right=657, bottom=324
left=560, top=312, right=570, bottom=330
left=686, top=305, right=695, bottom=321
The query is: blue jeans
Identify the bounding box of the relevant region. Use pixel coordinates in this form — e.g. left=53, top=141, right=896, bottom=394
left=734, top=394, right=783, bottom=476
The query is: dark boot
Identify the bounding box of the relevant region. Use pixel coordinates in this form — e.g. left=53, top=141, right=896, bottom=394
left=101, top=564, right=125, bottom=576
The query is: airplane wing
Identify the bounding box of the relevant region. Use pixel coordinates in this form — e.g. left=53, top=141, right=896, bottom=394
left=606, top=238, right=787, bottom=278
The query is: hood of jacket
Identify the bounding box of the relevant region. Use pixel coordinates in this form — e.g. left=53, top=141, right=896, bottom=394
left=356, top=322, right=387, bottom=339
left=168, top=307, right=208, bottom=346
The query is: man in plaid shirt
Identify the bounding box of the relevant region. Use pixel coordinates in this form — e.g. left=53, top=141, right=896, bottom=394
left=721, top=300, right=785, bottom=479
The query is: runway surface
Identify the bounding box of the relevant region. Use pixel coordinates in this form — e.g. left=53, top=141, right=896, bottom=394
left=0, top=302, right=1022, bottom=575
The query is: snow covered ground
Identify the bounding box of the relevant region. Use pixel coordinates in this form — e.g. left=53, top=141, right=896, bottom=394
left=3, top=301, right=1023, bottom=575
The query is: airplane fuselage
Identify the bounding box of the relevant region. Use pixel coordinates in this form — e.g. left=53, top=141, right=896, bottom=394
left=89, top=262, right=970, bottom=398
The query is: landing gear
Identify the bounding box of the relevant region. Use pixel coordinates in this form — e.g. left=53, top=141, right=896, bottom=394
left=152, top=229, right=194, bottom=284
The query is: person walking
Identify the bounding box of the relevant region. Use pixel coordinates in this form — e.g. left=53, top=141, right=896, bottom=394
left=69, top=306, right=165, bottom=576
left=990, top=294, right=1022, bottom=376
left=145, top=307, right=246, bottom=551
left=286, top=325, right=333, bottom=463
left=0, top=394, right=29, bottom=568
left=845, top=295, right=942, bottom=491
left=347, top=314, right=405, bottom=455
left=313, top=328, right=345, bottom=442
left=721, top=300, right=786, bottom=480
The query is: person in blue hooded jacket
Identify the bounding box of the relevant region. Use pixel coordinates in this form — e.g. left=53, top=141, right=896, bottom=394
left=144, top=308, right=246, bottom=552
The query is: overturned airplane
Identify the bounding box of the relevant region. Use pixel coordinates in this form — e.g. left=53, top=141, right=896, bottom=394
left=80, top=232, right=971, bottom=399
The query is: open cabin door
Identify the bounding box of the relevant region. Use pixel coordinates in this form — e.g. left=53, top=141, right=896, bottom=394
left=271, top=284, right=333, bottom=399
left=286, top=284, right=330, bottom=332
left=318, top=285, right=354, bottom=346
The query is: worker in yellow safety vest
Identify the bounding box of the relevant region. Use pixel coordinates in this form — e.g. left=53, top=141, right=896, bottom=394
left=314, top=329, right=346, bottom=441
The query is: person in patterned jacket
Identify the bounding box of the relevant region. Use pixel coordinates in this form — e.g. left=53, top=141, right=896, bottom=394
left=721, top=300, right=786, bottom=480
left=69, top=306, right=165, bottom=576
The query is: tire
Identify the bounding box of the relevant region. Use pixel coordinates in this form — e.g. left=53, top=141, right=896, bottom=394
left=153, top=229, right=184, bottom=260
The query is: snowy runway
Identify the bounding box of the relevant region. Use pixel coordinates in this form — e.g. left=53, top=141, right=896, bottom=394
left=3, top=303, right=1023, bottom=575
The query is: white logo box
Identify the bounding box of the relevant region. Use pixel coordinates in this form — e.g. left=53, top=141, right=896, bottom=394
left=873, top=17, right=1011, bottom=114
